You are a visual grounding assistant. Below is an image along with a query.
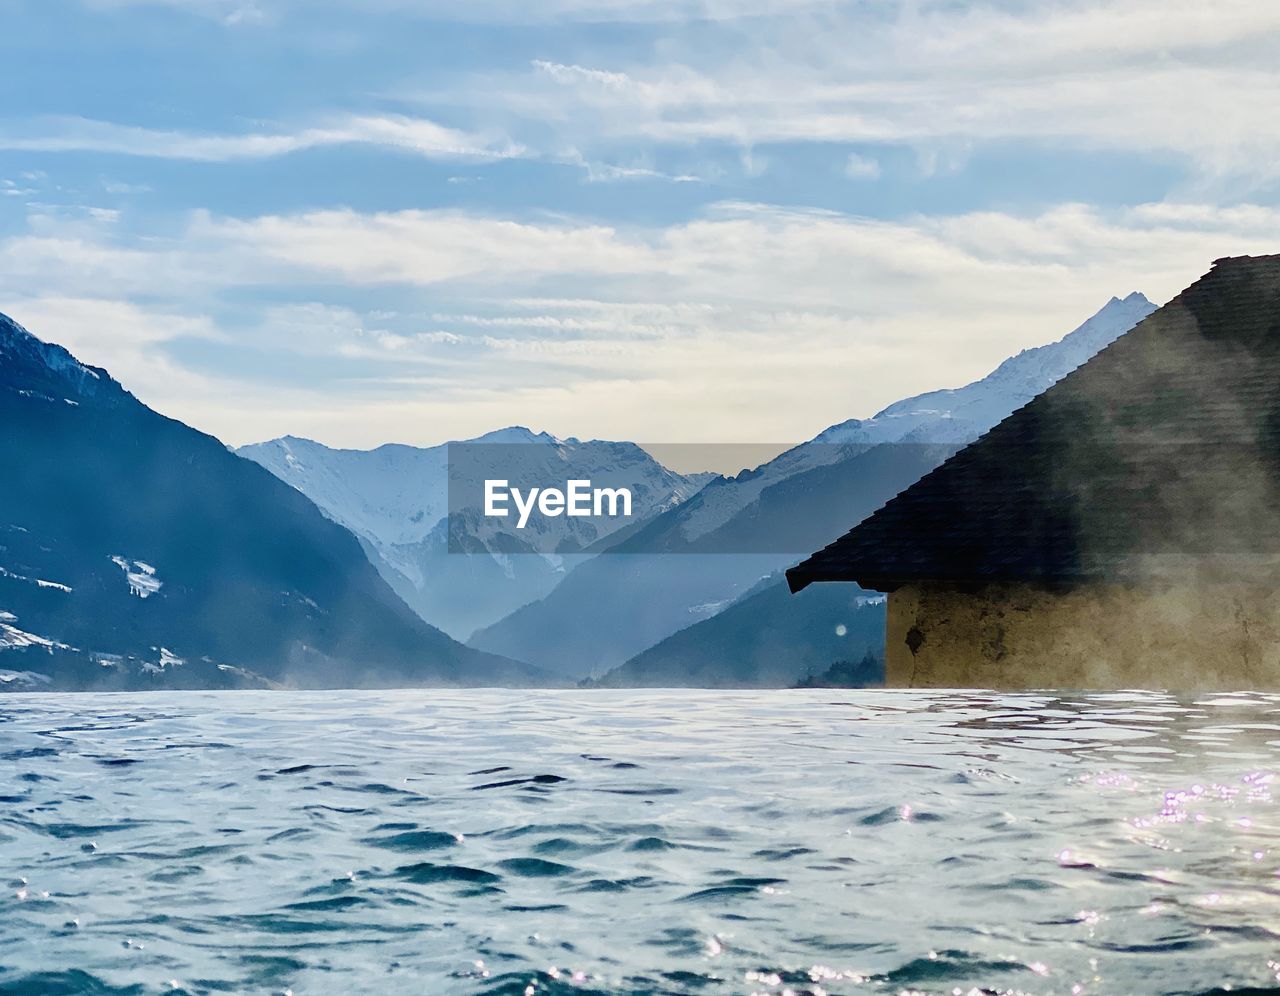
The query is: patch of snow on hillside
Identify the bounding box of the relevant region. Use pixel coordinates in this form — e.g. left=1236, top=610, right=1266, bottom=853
left=142, top=647, right=185, bottom=673
left=0, top=614, right=73, bottom=652
left=1, top=566, right=73, bottom=593
left=111, top=556, right=162, bottom=598
left=0, top=669, right=52, bottom=688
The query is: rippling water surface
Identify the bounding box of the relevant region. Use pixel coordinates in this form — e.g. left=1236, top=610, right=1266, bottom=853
left=4, top=690, right=1280, bottom=994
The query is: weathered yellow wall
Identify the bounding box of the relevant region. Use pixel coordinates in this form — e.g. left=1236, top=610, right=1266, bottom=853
left=885, top=581, right=1280, bottom=689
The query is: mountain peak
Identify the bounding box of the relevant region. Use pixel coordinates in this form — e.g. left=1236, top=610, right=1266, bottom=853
left=475, top=426, right=559, bottom=445
left=0, top=310, right=120, bottom=403
left=813, top=292, right=1160, bottom=448
left=1, top=311, right=544, bottom=690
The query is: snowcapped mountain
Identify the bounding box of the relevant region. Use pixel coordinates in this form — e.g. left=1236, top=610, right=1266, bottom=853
left=0, top=290, right=1157, bottom=690
left=238, top=431, right=713, bottom=639
left=472, top=293, right=1158, bottom=679
left=0, top=314, right=116, bottom=403
left=675, top=291, right=1156, bottom=543
left=0, top=312, right=544, bottom=690
left=815, top=290, right=1157, bottom=447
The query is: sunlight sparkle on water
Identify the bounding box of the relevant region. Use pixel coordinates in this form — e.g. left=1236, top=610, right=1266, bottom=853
left=5, top=689, right=1280, bottom=994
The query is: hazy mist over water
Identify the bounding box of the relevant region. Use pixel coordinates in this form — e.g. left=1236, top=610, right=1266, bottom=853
left=3, top=689, right=1280, bottom=994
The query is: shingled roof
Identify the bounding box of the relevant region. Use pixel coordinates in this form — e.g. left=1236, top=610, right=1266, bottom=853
left=787, top=254, right=1280, bottom=593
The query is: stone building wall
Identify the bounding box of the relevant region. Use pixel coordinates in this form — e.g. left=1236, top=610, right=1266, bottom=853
left=885, top=580, right=1280, bottom=689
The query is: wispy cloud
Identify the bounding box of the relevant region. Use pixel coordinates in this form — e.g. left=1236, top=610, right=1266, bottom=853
left=843, top=153, right=880, bottom=181
left=475, top=1, right=1280, bottom=185
left=83, top=0, right=268, bottom=25
left=28, top=1, right=1280, bottom=189
left=570, top=157, right=702, bottom=184
left=84, top=0, right=844, bottom=25
left=0, top=114, right=524, bottom=163
left=0, top=113, right=706, bottom=183
left=8, top=0, right=1268, bottom=453
left=6, top=296, right=225, bottom=406
left=4, top=198, right=1277, bottom=447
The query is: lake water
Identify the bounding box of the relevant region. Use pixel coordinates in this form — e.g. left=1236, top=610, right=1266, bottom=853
left=3, top=689, right=1280, bottom=995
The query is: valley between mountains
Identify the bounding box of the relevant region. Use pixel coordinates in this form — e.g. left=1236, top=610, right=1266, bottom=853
left=1, top=293, right=1154, bottom=690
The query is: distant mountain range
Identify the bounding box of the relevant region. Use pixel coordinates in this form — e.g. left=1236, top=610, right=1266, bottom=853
left=0, top=291, right=1156, bottom=691
left=468, top=439, right=957, bottom=677
left=0, top=313, right=544, bottom=690
left=238, top=432, right=713, bottom=639
left=471, top=292, right=1157, bottom=682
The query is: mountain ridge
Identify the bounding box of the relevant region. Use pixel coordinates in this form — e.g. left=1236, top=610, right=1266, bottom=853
left=239, top=430, right=715, bottom=639
left=471, top=292, right=1157, bottom=679
left=0, top=312, right=546, bottom=690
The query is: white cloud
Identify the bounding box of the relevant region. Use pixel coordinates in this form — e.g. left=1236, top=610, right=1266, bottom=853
left=843, top=153, right=880, bottom=180
left=475, top=0, right=1280, bottom=184
left=4, top=297, right=223, bottom=408
left=85, top=0, right=843, bottom=25
left=34, top=1, right=1280, bottom=187
left=82, top=0, right=266, bottom=25
left=11, top=0, right=1274, bottom=451
left=0, top=114, right=705, bottom=184
left=191, top=208, right=646, bottom=285
left=1, top=179, right=37, bottom=199
left=3, top=199, right=1277, bottom=448
left=0, top=114, right=523, bottom=163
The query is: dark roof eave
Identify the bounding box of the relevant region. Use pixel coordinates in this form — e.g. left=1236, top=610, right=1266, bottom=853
left=786, top=566, right=1137, bottom=594
left=786, top=567, right=903, bottom=594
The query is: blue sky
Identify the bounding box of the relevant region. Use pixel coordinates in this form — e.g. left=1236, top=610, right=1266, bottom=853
left=2, top=0, right=1279, bottom=447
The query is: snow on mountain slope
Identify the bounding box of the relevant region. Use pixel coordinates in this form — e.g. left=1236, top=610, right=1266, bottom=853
left=238, top=430, right=713, bottom=638
left=842, top=291, right=1156, bottom=445
left=239, top=435, right=452, bottom=552
left=110, top=556, right=163, bottom=598
left=0, top=611, right=74, bottom=652
left=0, top=312, right=115, bottom=404
left=1, top=311, right=546, bottom=691
left=677, top=292, right=1155, bottom=542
